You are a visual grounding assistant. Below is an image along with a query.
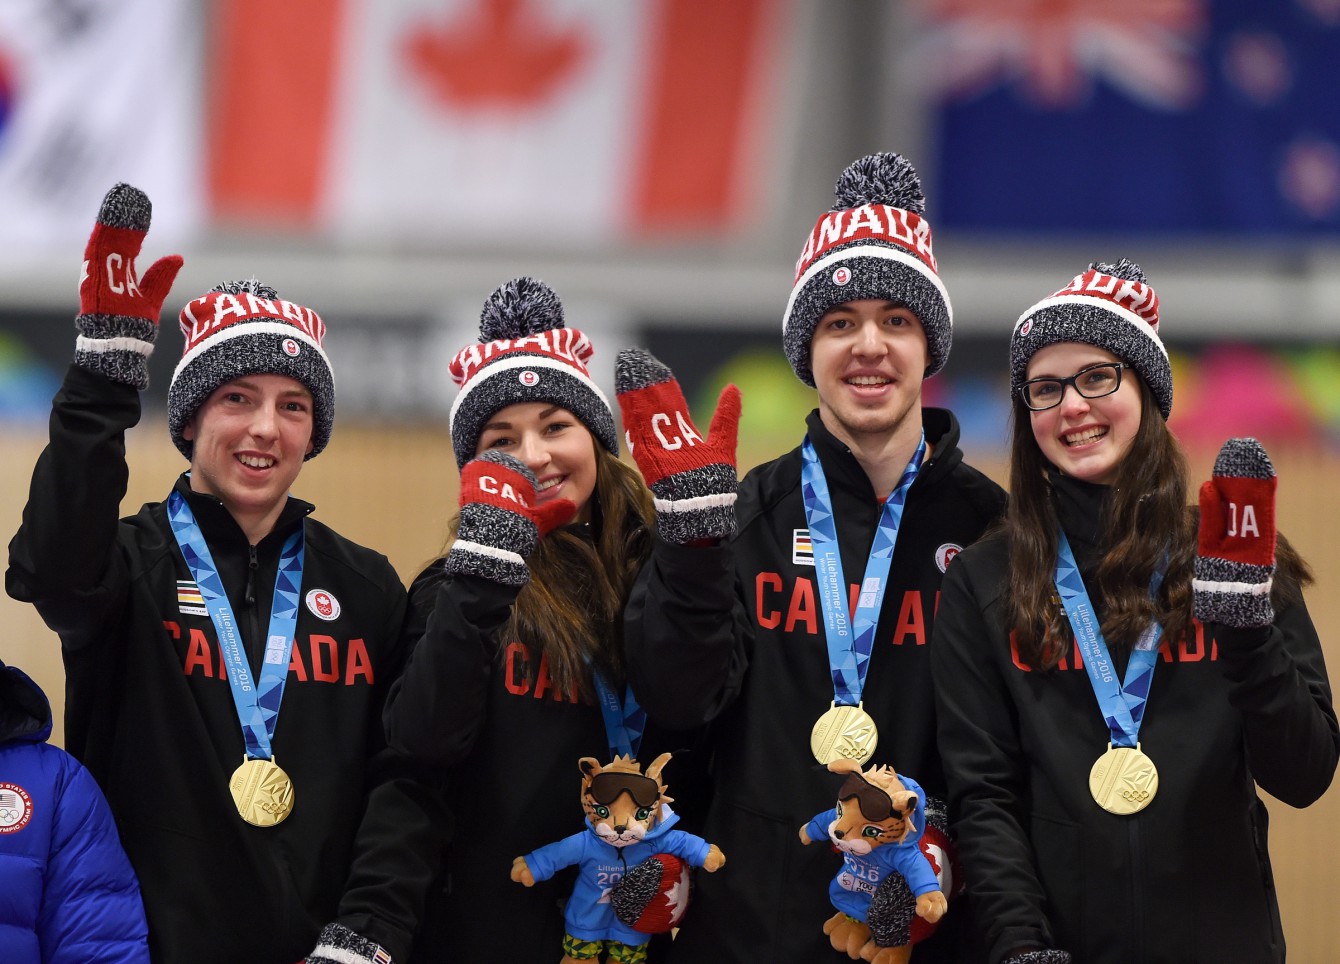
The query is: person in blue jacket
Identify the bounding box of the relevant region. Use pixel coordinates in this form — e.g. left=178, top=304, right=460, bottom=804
left=0, top=659, right=149, bottom=963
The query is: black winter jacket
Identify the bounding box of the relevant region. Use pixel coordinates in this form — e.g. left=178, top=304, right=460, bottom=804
left=6, top=364, right=446, bottom=964
left=386, top=545, right=695, bottom=963
left=625, top=408, right=1006, bottom=964
left=931, top=475, right=1339, bottom=964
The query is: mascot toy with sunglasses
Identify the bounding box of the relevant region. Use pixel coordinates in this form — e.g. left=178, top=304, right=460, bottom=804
left=511, top=752, right=725, bottom=964
left=801, top=759, right=948, bottom=964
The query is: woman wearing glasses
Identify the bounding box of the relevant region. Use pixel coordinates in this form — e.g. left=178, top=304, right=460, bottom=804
left=930, top=260, right=1337, bottom=964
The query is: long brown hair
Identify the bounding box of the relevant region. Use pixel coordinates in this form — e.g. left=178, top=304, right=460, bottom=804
left=443, top=442, right=656, bottom=699
left=1003, top=378, right=1311, bottom=670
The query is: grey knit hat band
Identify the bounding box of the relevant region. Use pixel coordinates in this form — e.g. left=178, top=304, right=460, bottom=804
left=1011, top=300, right=1172, bottom=419
left=448, top=352, right=618, bottom=468
left=167, top=325, right=335, bottom=459
left=783, top=242, right=952, bottom=386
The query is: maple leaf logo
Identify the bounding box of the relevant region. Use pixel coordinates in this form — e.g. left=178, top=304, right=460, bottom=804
left=403, top=0, right=590, bottom=110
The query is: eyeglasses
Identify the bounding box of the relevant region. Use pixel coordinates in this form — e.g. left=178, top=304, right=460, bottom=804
left=587, top=772, right=660, bottom=808
left=1019, top=362, right=1127, bottom=412
left=837, top=772, right=912, bottom=822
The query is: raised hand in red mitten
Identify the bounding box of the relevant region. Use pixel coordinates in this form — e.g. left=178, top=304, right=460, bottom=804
left=444, top=450, right=577, bottom=586
left=74, top=183, right=184, bottom=388
left=1193, top=437, right=1277, bottom=628
left=615, top=347, right=741, bottom=544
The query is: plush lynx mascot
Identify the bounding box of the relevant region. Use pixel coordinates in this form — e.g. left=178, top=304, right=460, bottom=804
left=512, top=752, right=725, bottom=964
left=801, top=759, right=948, bottom=964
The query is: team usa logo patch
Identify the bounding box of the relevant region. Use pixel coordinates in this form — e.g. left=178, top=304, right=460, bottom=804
left=519, top=370, right=540, bottom=387
left=934, top=543, right=962, bottom=573
left=792, top=528, right=815, bottom=566
left=305, top=588, right=341, bottom=621
left=0, top=783, right=32, bottom=834
left=177, top=580, right=207, bottom=617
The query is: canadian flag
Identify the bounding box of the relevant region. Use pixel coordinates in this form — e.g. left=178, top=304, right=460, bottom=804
left=207, top=0, right=786, bottom=243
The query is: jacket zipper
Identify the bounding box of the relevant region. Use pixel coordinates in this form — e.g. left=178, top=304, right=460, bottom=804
left=244, top=544, right=259, bottom=660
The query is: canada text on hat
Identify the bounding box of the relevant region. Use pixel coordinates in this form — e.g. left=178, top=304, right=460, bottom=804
left=1016, top=267, right=1161, bottom=339
left=178, top=291, right=327, bottom=359
left=792, top=203, right=938, bottom=283
left=448, top=326, right=595, bottom=388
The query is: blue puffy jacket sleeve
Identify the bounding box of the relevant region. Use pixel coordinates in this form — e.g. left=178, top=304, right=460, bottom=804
left=44, top=754, right=150, bottom=964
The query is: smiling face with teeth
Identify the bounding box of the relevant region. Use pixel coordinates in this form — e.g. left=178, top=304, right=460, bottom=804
left=1026, top=342, right=1143, bottom=486
left=810, top=299, right=929, bottom=455
left=475, top=402, right=598, bottom=522
left=183, top=374, right=315, bottom=543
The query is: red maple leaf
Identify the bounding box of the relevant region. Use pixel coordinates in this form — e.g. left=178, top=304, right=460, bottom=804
left=403, top=0, right=590, bottom=110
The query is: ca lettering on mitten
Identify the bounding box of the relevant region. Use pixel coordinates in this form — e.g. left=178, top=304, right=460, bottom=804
left=1193, top=438, right=1277, bottom=628
left=74, top=183, right=183, bottom=389
left=615, top=347, right=741, bottom=544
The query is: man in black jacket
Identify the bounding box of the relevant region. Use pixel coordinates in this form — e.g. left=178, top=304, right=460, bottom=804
left=7, top=184, right=443, bottom=964
left=621, top=153, right=1006, bottom=963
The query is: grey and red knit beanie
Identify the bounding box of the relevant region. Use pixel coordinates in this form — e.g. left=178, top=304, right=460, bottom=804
left=448, top=277, right=619, bottom=469
left=782, top=151, right=953, bottom=386
left=1011, top=258, right=1172, bottom=419
left=167, top=279, right=335, bottom=460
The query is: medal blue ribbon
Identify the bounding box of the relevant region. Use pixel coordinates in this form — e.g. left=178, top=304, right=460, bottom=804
left=168, top=491, right=304, bottom=761
left=801, top=431, right=926, bottom=707
left=591, top=670, right=646, bottom=760
left=1055, top=530, right=1165, bottom=747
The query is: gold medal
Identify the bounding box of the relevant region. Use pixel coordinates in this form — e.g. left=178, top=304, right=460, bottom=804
left=810, top=702, right=879, bottom=766
left=229, top=756, right=295, bottom=827
left=1089, top=744, right=1158, bottom=815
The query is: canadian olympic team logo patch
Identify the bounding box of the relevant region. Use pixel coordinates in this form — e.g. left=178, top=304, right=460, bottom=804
left=282, top=337, right=301, bottom=357
left=0, top=783, right=33, bottom=834
left=934, top=543, right=962, bottom=573
left=305, top=588, right=341, bottom=621
left=519, top=370, right=540, bottom=387
left=832, top=266, right=852, bottom=286
left=1018, top=319, right=1033, bottom=337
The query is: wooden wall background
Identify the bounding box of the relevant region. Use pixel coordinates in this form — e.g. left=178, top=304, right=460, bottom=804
left=3, top=421, right=1337, bottom=957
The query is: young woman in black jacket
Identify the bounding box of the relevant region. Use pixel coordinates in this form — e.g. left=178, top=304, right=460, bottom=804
left=931, top=259, right=1338, bottom=964
left=383, top=278, right=737, bottom=963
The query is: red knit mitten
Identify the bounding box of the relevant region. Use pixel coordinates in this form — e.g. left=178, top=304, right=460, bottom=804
left=615, top=348, right=740, bottom=544
left=445, top=451, right=577, bottom=586
left=74, top=183, right=183, bottom=388
left=1194, top=438, right=1277, bottom=628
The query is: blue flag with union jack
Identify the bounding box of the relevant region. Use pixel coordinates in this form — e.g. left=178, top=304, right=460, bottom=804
left=918, top=0, right=1340, bottom=234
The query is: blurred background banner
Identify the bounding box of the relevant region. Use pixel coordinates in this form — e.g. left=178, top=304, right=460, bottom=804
left=207, top=0, right=784, bottom=242
left=0, top=0, right=202, bottom=253
left=919, top=0, right=1340, bottom=233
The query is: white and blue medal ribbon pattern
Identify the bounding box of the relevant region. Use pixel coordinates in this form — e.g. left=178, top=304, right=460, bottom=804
left=168, top=491, right=304, bottom=763
left=801, top=431, right=926, bottom=709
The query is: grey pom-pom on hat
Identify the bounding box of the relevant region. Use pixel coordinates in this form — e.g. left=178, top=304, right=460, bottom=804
left=167, top=279, right=336, bottom=460
left=1010, top=258, right=1173, bottom=419
left=447, top=277, right=618, bottom=469
left=782, top=152, right=953, bottom=386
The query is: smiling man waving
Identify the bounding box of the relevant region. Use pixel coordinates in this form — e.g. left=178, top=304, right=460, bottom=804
left=624, top=152, right=1006, bottom=963
left=7, top=184, right=443, bottom=964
